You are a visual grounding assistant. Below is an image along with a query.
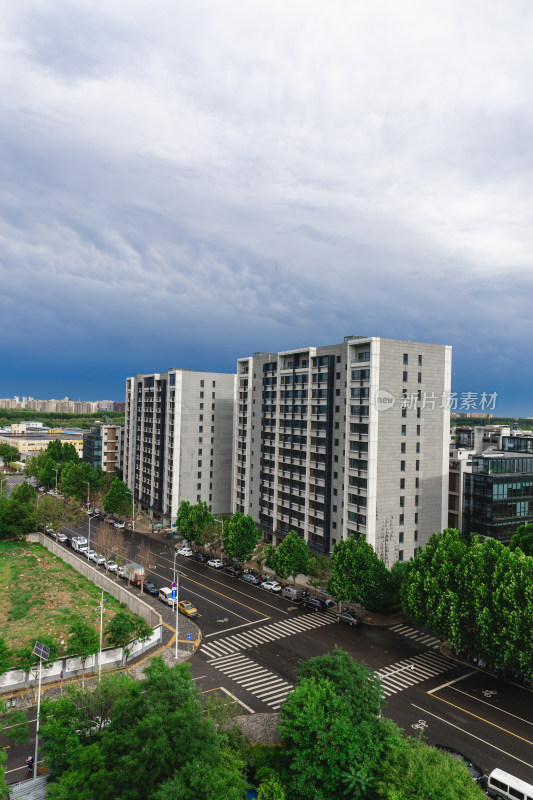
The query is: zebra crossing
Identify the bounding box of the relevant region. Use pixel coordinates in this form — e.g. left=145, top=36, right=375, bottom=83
left=208, top=652, right=293, bottom=710
left=377, top=651, right=455, bottom=697
left=389, top=622, right=442, bottom=649
left=200, top=611, right=338, bottom=659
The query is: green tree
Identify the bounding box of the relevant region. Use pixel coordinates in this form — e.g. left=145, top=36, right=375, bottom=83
left=176, top=500, right=217, bottom=547
left=510, top=523, right=533, bottom=557
left=176, top=500, right=193, bottom=538
left=327, top=535, right=392, bottom=612
left=257, top=776, right=286, bottom=800
left=69, top=620, right=99, bottom=688
left=0, top=493, right=35, bottom=540
left=60, top=460, right=102, bottom=501
left=103, top=478, right=132, bottom=517
left=265, top=530, right=310, bottom=584
left=222, top=511, right=259, bottom=563
left=10, top=481, right=37, bottom=505
left=105, top=610, right=152, bottom=663
left=61, top=442, right=80, bottom=463
left=40, top=658, right=246, bottom=800
left=0, top=443, right=19, bottom=464
left=374, top=735, right=485, bottom=800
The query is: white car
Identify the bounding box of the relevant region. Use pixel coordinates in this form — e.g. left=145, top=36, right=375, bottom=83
left=117, top=566, right=126, bottom=579
left=92, top=554, right=105, bottom=566
left=177, top=547, right=193, bottom=557
left=106, top=561, right=117, bottom=573
left=261, top=580, right=282, bottom=593
left=85, top=549, right=97, bottom=560
left=57, top=532, right=68, bottom=543
left=207, top=558, right=224, bottom=569
left=113, top=521, right=125, bottom=529
left=45, top=527, right=55, bottom=536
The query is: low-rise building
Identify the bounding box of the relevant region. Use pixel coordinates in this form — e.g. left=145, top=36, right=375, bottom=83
left=83, top=424, right=123, bottom=474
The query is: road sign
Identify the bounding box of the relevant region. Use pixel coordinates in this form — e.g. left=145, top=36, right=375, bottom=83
left=171, top=581, right=177, bottom=600
left=187, top=634, right=192, bottom=640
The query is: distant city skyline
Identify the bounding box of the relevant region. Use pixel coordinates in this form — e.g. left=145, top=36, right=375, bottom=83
left=2, top=3, right=533, bottom=416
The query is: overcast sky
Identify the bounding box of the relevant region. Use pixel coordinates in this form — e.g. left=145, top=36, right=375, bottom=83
left=1, top=1, right=532, bottom=414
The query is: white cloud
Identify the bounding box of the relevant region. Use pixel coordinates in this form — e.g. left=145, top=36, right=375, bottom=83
left=1, top=0, right=533, bottom=400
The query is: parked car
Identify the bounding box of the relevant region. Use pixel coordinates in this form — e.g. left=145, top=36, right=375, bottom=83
left=223, top=565, right=242, bottom=577
left=302, top=596, right=327, bottom=612
left=434, top=746, right=485, bottom=786
left=191, top=551, right=207, bottom=563
left=176, top=547, right=193, bottom=557
left=117, top=566, right=127, bottom=579
left=105, top=560, right=117, bottom=573
left=85, top=549, right=97, bottom=561
left=159, top=587, right=176, bottom=607
left=57, top=532, right=67, bottom=543
left=113, top=521, right=125, bottom=529
left=143, top=582, right=159, bottom=596
left=207, top=558, right=224, bottom=569
left=336, top=610, right=361, bottom=627
left=282, top=586, right=303, bottom=601
left=242, top=572, right=261, bottom=585
left=178, top=600, right=198, bottom=618
left=45, top=527, right=55, bottom=536
left=261, top=580, right=282, bottom=593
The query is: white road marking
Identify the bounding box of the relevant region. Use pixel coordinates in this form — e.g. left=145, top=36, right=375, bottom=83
left=218, top=687, right=255, bottom=714
left=427, top=670, right=478, bottom=694
left=411, top=703, right=533, bottom=771
left=204, top=619, right=268, bottom=638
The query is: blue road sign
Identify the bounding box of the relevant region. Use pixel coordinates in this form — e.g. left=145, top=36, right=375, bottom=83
left=187, top=634, right=192, bottom=640
left=171, top=581, right=177, bottom=600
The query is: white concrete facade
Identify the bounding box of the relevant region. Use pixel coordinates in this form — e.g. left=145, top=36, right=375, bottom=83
left=124, top=368, right=235, bottom=524
left=233, top=336, right=451, bottom=567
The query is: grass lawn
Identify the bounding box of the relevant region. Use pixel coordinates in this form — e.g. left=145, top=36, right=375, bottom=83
left=0, top=540, right=126, bottom=659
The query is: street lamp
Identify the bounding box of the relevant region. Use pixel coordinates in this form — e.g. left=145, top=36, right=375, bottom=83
left=125, top=489, right=135, bottom=531
left=53, top=468, right=59, bottom=492
left=32, top=640, right=50, bottom=781
left=83, top=481, right=92, bottom=553
left=173, top=550, right=179, bottom=660
left=0, top=476, right=7, bottom=495
left=98, top=590, right=111, bottom=681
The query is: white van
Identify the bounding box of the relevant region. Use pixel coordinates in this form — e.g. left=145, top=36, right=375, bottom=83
left=159, top=587, right=176, bottom=607
left=282, top=586, right=303, bottom=602
left=72, top=537, right=88, bottom=553
left=487, top=768, right=533, bottom=800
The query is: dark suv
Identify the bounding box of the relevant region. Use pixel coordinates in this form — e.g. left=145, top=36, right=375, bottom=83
left=302, top=596, right=328, bottom=612
left=223, top=565, right=242, bottom=577
left=191, top=551, right=207, bottom=563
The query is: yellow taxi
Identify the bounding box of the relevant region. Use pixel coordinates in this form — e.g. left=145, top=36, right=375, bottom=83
left=178, top=600, right=198, bottom=618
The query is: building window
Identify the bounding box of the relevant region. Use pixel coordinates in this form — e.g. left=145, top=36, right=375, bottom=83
left=333, top=488, right=338, bottom=496
left=417, top=424, right=420, bottom=435
left=197, top=483, right=201, bottom=490
left=416, top=460, right=420, bottom=471
left=403, top=371, right=408, bottom=382
left=399, top=514, right=404, bottom=525
left=400, top=478, right=405, bottom=489
left=200, top=391, right=204, bottom=398
left=418, top=355, right=422, bottom=366
left=197, top=472, right=201, bottom=479
left=398, top=550, right=404, bottom=561
left=414, top=530, right=418, bottom=541
left=415, top=495, right=419, bottom=506
left=418, top=372, right=422, bottom=383
left=414, top=512, right=418, bottom=523
left=197, top=495, right=201, bottom=502
left=200, top=380, right=204, bottom=387
left=212, top=392, right=216, bottom=399
left=199, top=414, right=203, bottom=421
left=399, top=531, right=404, bottom=543
left=401, top=443, right=406, bottom=453
left=402, top=408, right=407, bottom=418
left=335, top=422, right=339, bottom=429
left=200, top=403, right=204, bottom=409
left=400, top=496, right=405, bottom=506
left=212, top=380, right=216, bottom=387
left=415, top=477, right=419, bottom=488
left=334, top=472, right=338, bottom=479
left=337, top=356, right=341, bottom=363
left=400, top=460, right=405, bottom=471
left=401, top=425, right=406, bottom=436
left=403, top=354, right=408, bottom=364
left=335, top=438, right=339, bottom=446
left=417, top=407, right=421, bottom=418
left=416, top=442, right=420, bottom=453
left=198, top=460, right=202, bottom=467
left=335, top=405, right=340, bottom=413
left=199, top=426, right=203, bottom=433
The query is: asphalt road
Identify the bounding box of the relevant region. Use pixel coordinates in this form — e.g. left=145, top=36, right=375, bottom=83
left=6, top=518, right=533, bottom=789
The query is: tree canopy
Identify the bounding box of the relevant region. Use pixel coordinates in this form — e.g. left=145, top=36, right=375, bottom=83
left=264, top=530, right=310, bottom=584
left=176, top=500, right=217, bottom=547
left=326, top=534, right=392, bottom=611
left=40, top=657, right=247, bottom=800
left=103, top=478, right=132, bottom=517
left=510, top=523, right=533, bottom=557
left=222, top=511, right=259, bottom=563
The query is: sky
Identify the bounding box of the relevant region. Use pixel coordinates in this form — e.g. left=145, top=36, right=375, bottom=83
left=1, top=1, right=532, bottom=414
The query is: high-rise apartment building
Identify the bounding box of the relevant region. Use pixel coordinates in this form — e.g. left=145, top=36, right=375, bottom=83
left=124, top=368, right=235, bottom=525
left=83, top=424, right=123, bottom=475
left=234, top=336, right=451, bottom=567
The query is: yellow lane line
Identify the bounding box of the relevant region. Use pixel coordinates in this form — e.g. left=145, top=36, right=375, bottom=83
left=429, top=692, right=533, bottom=747
left=171, top=574, right=270, bottom=618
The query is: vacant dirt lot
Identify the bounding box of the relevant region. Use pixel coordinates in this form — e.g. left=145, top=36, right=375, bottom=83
left=0, top=541, right=124, bottom=657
